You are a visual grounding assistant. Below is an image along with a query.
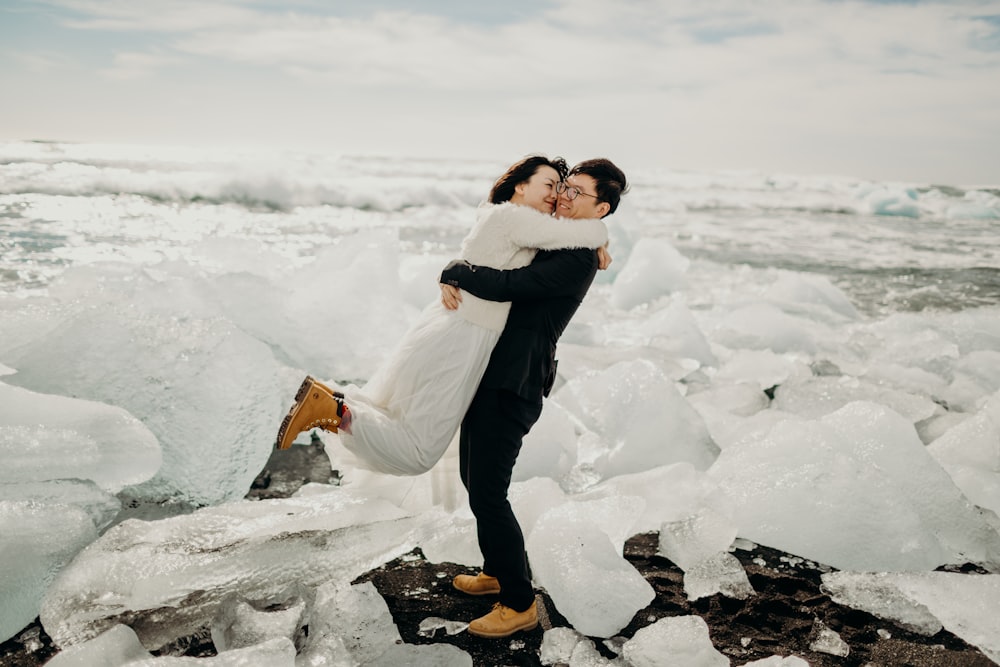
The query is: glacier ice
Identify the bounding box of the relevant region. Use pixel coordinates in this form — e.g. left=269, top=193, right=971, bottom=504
left=540, top=626, right=587, bottom=665
left=772, top=375, right=940, bottom=423
left=526, top=497, right=654, bottom=638
left=305, top=580, right=399, bottom=665
left=928, top=389, right=1000, bottom=516
left=809, top=618, right=849, bottom=657
left=681, top=552, right=754, bottom=602
left=583, top=463, right=734, bottom=535
left=210, top=591, right=306, bottom=652
left=0, top=381, right=161, bottom=492
left=821, top=571, right=1000, bottom=662
left=709, top=400, right=1000, bottom=571
left=556, top=359, right=720, bottom=479
left=742, top=656, right=810, bottom=666
left=131, top=637, right=296, bottom=666
left=0, top=501, right=98, bottom=644
left=610, top=237, right=689, bottom=310
left=621, top=615, right=728, bottom=667
left=44, top=624, right=153, bottom=667
left=1, top=479, right=120, bottom=532
left=1, top=283, right=284, bottom=506
left=39, top=489, right=431, bottom=649
left=658, top=507, right=738, bottom=570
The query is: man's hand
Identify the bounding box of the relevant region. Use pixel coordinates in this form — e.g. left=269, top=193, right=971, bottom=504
left=440, top=283, right=462, bottom=310
left=597, top=244, right=613, bottom=271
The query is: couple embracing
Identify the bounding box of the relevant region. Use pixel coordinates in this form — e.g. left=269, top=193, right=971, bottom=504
left=276, top=155, right=628, bottom=637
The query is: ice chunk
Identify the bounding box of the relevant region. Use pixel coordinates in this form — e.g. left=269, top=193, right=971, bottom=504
left=584, top=463, right=734, bottom=535
left=712, top=349, right=811, bottom=393
left=928, top=390, right=1000, bottom=515
left=682, top=552, right=754, bottom=602
left=658, top=508, right=738, bottom=570
left=861, top=185, right=920, bottom=217
left=766, top=272, right=860, bottom=321
left=621, top=616, right=728, bottom=667
left=210, top=592, right=306, bottom=652
left=741, top=656, right=809, bottom=666
left=772, top=375, right=939, bottom=423
left=307, top=581, right=399, bottom=665
left=809, top=618, right=849, bottom=657
left=540, top=626, right=586, bottom=665
left=0, top=382, right=160, bottom=493
left=40, top=489, right=429, bottom=649
left=557, top=359, right=720, bottom=479
left=820, top=572, right=941, bottom=635
left=1, top=501, right=97, bottom=644
left=711, top=303, right=818, bottom=355
left=687, top=382, right=770, bottom=418
left=417, top=616, right=468, bottom=638
left=44, top=624, right=153, bottom=667
left=526, top=500, right=654, bottom=637
left=367, top=643, right=473, bottom=667
left=610, top=238, right=689, bottom=310
left=513, top=401, right=581, bottom=484
left=1, top=479, right=120, bottom=532
left=510, top=476, right=570, bottom=540
left=568, top=636, right=623, bottom=666
left=821, top=571, right=1000, bottom=662
left=130, top=637, right=296, bottom=665
left=710, top=401, right=1000, bottom=571
left=632, top=298, right=717, bottom=367
left=3, top=295, right=284, bottom=506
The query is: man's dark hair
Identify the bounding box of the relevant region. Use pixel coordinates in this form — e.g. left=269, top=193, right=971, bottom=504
left=489, top=155, right=568, bottom=204
left=569, top=158, right=628, bottom=217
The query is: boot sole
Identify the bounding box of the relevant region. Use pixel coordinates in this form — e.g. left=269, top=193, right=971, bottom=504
left=467, top=619, right=538, bottom=638
left=274, top=376, right=317, bottom=450
left=453, top=584, right=501, bottom=596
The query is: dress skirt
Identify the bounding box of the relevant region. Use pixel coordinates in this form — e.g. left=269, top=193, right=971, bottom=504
left=339, top=300, right=501, bottom=475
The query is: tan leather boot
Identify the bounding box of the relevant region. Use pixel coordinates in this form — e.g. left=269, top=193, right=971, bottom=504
left=452, top=572, right=501, bottom=596
left=468, top=601, right=538, bottom=638
left=275, top=376, right=346, bottom=450
left=310, top=377, right=344, bottom=400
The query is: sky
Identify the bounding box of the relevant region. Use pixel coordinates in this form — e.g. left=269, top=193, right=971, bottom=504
left=1, top=0, right=999, bottom=185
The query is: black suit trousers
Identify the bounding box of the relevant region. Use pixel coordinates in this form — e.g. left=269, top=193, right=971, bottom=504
left=459, top=386, right=543, bottom=612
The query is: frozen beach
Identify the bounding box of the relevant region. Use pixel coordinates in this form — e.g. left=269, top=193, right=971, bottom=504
left=2, top=140, right=1000, bottom=665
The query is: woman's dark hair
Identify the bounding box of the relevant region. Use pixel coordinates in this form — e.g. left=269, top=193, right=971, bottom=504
left=569, top=158, right=629, bottom=217
left=489, top=155, right=568, bottom=204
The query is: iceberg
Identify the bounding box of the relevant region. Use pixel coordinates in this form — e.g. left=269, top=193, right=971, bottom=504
left=710, top=401, right=1000, bottom=571
left=526, top=497, right=653, bottom=638
left=0, top=381, right=161, bottom=492
left=0, top=501, right=98, bottom=644
left=621, top=615, right=728, bottom=667
left=39, top=488, right=433, bottom=650
left=821, top=571, right=1000, bottom=664
left=557, top=359, right=720, bottom=479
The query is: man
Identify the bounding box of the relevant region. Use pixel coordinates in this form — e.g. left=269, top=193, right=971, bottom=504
left=439, top=158, right=628, bottom=638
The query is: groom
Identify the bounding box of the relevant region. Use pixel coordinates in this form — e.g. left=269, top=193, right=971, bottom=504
left=439, top=158, right=628, bottom=638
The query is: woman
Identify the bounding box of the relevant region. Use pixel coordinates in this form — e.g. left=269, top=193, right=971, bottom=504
left=275, top=156, right=608, bottom=475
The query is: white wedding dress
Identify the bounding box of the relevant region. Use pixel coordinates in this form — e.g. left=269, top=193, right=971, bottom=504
left=337, top=202, right=608, bottom=475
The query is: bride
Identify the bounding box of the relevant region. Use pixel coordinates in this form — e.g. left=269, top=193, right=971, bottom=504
left=275, top=155, right=609, bottom=475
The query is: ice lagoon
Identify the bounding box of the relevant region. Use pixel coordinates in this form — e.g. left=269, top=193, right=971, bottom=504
left=2, top=141, right=1000, bottom=664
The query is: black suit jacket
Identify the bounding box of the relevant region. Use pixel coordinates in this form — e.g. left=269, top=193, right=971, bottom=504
left=440, top=248, right=599, bottom=401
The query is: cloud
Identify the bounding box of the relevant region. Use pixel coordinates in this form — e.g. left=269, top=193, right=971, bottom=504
left=7, top=0, right=1000, bottom=182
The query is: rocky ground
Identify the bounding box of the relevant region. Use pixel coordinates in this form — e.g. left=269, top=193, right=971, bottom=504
left=2, top=438, right=995, bottom=667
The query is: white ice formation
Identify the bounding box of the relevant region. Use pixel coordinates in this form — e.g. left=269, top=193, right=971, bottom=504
left=709, top=400, right=1000, bottom=572
left=821, top=571, right=1000, bottom=663
left=39, top=488, right=433, bottom=649
left=621, top=616, right=729, bottom=667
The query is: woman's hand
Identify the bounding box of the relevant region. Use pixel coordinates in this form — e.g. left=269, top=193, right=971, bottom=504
left=440, top=284, right=462, bottom=310
left=597, top=244, right=613, bottom=271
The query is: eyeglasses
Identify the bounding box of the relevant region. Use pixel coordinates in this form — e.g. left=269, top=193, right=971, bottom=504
left=556, top=181, right=599, bottom=201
